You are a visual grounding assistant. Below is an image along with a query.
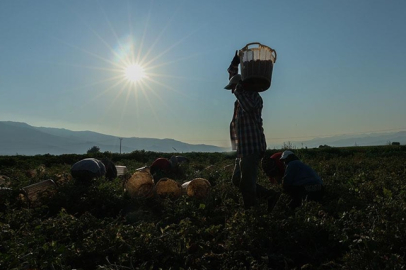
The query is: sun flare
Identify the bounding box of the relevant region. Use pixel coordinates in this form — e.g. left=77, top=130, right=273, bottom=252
left=124, top=63, right=146, bottom=83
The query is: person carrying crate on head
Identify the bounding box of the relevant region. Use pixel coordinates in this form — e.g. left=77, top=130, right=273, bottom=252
left=225, top=50, right=273, bottom=209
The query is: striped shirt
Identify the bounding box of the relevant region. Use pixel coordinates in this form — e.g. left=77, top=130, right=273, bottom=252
left=228, top=64, right=266, bottom=157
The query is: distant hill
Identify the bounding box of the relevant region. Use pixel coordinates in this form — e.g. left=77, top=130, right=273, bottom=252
left=0, top=121, right=228, bottom=155
left=287, top=131, right=406, bottom=149
left=1, top=121, right=405, bottom=155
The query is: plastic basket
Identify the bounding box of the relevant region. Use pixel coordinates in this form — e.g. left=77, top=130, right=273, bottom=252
left=239, top=42, right=277, bottom=92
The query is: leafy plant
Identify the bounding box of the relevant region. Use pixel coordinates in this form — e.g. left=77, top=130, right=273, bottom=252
left=1, top=146, right=406, bottom=269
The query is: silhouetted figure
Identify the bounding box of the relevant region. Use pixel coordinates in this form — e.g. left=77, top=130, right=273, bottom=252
left=149, top=156, right=189, bottom=184
left=226, top=51, right=270, bottom=209
left=262, top=152, right=285, bottom=185
left=280, top=150, right=324, bottom=208
left=71, top=158, right=117, bottom=183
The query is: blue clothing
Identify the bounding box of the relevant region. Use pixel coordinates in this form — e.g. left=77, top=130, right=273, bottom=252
left=282, top=160, right=322, bottom=186
left=71, top=158, right=106, bottom=176
left=71, top=158, right=107, bottom=182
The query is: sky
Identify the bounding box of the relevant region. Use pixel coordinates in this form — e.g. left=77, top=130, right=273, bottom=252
left=1, top=0, right=406, bottom=149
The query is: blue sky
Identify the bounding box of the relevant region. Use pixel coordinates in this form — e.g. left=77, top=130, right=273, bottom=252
left=1, top=0, right=406, bottom=149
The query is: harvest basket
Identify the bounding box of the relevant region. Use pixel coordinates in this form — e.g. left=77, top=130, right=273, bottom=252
left=124, top=170, right=154, bottom=198
left=154, top=178, right=182, bottom=198
left=239, top=42, right=277, bottom=92
left=181, top=178, right=211, bottom=199
left=20, top=179, right=57, bottom=207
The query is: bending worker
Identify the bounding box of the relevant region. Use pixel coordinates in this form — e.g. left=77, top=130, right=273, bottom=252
left=261, top=152, right=285, bottom=185
left=70, top=157, right=117, bottom=183
left=149, top=156, right=189, bottom=184
left=280, top=150, right=324, bottom=208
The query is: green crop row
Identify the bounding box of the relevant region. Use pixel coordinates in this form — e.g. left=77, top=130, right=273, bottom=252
left=1, top=146, right=406, bottom=269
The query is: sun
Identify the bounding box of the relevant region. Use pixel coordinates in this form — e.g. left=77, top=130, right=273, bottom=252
left=124, top=63, right=146, bottom=83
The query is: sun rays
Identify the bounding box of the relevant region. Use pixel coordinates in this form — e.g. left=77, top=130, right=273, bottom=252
left=54, top=4, right=190, bottom=127
left=49, top=0, right=215, bottom=143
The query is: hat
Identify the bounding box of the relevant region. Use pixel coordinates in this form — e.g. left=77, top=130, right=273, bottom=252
left=150, top=158, right=172, bottom=175
left=224, top=74, right=242, bottom=90
left=280, top=150, right=295, bottom=160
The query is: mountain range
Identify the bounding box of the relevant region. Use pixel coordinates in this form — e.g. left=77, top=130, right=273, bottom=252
left=283, top=131, right=406, bottom=149
left=1, top=121, right=405, bottom=156
left=0, top=121, right=228, bottom=155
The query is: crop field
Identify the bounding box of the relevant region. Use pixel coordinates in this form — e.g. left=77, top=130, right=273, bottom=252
left=1, top=146, right=406, bottom=269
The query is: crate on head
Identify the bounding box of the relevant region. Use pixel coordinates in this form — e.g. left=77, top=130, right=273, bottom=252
left=239, top=42, right=277, bottom=92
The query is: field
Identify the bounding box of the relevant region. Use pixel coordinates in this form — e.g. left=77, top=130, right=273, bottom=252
left=1, top=146, right=406, bottom=270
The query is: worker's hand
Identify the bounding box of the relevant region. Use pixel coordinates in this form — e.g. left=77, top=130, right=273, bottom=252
left=232, top=81, right=244, bottom=94
left=231, top=50, right=240, bottom=66
left=231, top=82, right=238, bottom=94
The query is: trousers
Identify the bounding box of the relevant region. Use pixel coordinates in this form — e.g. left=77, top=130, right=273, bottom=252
left=232, top=152, right=269, bottom=208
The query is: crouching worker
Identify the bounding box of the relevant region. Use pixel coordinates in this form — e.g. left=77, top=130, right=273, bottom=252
left=149, top=156, right=189, bottom=184
left=71, top=158, right=117, bottom=183
left=261, top=152, right=285, bottom=185
left=280, top=150, right=324, bottom=208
